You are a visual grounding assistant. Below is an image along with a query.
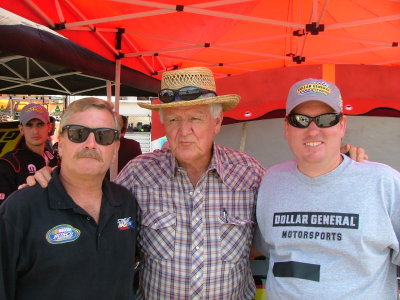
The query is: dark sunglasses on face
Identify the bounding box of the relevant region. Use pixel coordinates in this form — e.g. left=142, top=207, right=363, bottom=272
left=62, top=125, right=119, bottom=146
left=158, top=86, right=217, bottom=103
left=286, top=113, right=343, bottom=128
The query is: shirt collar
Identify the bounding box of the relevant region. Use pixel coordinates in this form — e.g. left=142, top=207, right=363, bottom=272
left=167, top=143, right=227, bottom=183
left=48, top=167, right=122, bottom=209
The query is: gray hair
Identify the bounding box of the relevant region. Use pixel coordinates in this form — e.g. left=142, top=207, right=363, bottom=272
left=59, top=97, right=119, bottom=134
left=159, top=103, right=223, bottom=124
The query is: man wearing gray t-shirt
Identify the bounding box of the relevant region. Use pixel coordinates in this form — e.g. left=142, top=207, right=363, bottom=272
left=255, top=78, right=400, bottom=300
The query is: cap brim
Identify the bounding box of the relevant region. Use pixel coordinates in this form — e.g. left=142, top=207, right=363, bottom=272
left=286, top=98, right=341, bottom=115
left=138, top=94, right=240, bottom=112
left=21, top=115, right=49, bottom=125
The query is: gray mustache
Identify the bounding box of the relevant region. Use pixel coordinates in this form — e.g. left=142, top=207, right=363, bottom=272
left=74, top=149, right=103, bottom=162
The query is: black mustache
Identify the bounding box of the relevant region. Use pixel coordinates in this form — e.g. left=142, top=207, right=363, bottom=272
left=74, top=149, right=103, bottom=162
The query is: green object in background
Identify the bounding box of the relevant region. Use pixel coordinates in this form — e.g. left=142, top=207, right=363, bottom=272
left=254, top=288, right=267, bottom=300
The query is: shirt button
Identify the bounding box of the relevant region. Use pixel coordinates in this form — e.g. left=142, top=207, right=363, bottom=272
left=196, top=274, right=200, bottom=279
left=195, top=217, right=200, bottom=222
left=189, top=191, right=194, bottom=196
left=196, top=246, right=200, bottom=250
left=86, top=217, right=91, bottom=221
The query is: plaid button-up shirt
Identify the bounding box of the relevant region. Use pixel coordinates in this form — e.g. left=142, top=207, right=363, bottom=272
left=115, top=144, right=265, bottom=300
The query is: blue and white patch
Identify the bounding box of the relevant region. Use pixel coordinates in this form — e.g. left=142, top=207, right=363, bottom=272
left=46, top=224, right=81, bottom=244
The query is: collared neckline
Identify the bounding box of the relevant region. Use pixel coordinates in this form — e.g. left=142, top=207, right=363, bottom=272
left=48, top=167, right=123, bottom=210
left=168, top=143, right=226, bottom=183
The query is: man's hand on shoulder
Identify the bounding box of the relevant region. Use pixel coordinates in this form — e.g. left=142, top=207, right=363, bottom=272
left=341, top=144, right=368, bottom=162
left=21, top=166, right=54, bottom=189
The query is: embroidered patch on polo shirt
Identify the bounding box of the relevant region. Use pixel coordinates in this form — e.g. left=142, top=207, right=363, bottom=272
left=46, top=224, right=81, bottom=244
left=117, top=217, right=135, bottom=230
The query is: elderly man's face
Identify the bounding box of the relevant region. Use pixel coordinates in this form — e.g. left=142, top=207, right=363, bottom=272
left=163, top=105, right=222, bottom=169
left=58, top=108, right=119, bottom=178
left=285, top=101, right=346, bottom=174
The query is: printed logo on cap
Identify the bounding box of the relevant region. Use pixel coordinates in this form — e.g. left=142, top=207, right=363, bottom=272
left=296, top=81, right=332, bottom=96
left=46, top=224, right=81, bottom=244
left=24, top=106, right=47, bottom=113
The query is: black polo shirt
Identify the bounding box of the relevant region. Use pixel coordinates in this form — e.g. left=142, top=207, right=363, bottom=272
left=0, top=141, right=59, bottom=203
left=0, top=167, right=137, bottom=300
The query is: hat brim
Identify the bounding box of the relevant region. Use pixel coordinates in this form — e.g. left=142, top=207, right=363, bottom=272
left=286, top=98, right=342, bottom=115
left=21, top=114, right=49, bottom=125
left=138, top=94, right=240, bottom=112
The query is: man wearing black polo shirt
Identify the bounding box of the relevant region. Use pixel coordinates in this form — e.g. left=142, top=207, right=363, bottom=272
left=0, top=98, right=137, bottom=300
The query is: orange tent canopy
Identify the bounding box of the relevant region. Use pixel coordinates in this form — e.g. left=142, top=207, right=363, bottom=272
left=2, top=0, right=399, bottom=76
left=1, top=0, right=399, bottom=140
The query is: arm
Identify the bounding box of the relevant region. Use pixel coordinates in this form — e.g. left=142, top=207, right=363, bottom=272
left=251, top=225, right=269, bottom=258
left=0, top=208, right=20, bottom=300
left=0, top=160, right=18, bottom=203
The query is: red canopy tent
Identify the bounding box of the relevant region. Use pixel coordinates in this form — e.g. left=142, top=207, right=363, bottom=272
left=1, top=0, right=399, bottom=140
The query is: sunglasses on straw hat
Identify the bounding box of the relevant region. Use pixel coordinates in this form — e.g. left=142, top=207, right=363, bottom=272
left=158, top=86, right=217, bottom=103
left=138, top=67, right=240, bottom=112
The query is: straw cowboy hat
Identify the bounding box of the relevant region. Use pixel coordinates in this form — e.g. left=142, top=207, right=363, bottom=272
left=138, top=67, right=240, bottom=111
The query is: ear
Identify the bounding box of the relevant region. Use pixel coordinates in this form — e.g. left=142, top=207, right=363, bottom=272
left=284, top=119, right=289, bottom=140
left=18, top=124, right=24, bottom=135
left=111, top=141, right=120, bottom=163
left=58, top=136, right=64, bottom=158
left=214, top=111, right=223, bottom=135
left=339, top=115, right=347, bottom=138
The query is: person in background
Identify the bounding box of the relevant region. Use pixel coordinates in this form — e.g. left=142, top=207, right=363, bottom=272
left=0, top=97, right=137, bottom=300
left=0, top=103, right=58, bottom=204
left=118, top=115, right=142, bottom=173
left=45, top=116, right=57, bottom=151
left=255, top=78, right=400, bottom=300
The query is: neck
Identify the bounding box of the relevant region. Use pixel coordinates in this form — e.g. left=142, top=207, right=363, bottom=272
left=298, top=154, right=344, bottom=178
left=26, top=143, right=45, bottom=155
left=59, top=169, right=104, bottom=223
left=178, top=156, right=211, bottom=187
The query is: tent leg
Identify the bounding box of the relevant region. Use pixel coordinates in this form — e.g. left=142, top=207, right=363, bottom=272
left=109, top=59, right=121, bottom=181
left=106, top=81, right=112, bottom=102
left=239, top=122, right=248, bottom=153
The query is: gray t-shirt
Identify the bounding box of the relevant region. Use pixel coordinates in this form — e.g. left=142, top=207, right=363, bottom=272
left=256, top=155, right=400, bottom=300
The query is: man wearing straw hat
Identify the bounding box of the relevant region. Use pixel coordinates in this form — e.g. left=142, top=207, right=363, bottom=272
left=114, top=66, right=265, bottom=299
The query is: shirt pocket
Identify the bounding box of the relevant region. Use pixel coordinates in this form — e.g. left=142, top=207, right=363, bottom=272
left=140, top=210, right=176, bottom=260
left=219, top=214, right=254, bottom=263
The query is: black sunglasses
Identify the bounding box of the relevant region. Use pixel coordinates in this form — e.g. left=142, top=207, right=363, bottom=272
left=62, top=125, right=119, bottom=146
left=158, top=86, right=217, bottom=103
left=286, top=113, right=342, bottom=128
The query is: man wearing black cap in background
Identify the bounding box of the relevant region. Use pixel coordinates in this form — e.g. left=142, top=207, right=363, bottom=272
left=0, top=103, right=58, bottom=203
